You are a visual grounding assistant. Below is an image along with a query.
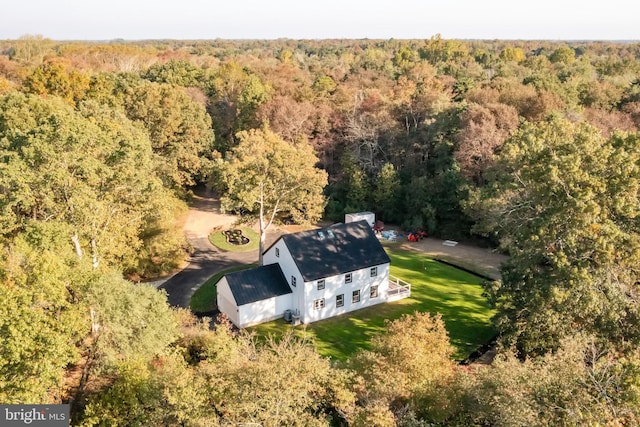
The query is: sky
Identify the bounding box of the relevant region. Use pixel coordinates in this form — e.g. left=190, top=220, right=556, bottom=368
left=1, top=0, right=639, bottom=41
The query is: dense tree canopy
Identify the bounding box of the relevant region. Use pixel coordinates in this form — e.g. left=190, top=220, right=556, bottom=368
left=470, top=116, right=640, bottom=354
left=1, top=36, right=640, bottom=425
left=0, top=92, right=185, bottom=274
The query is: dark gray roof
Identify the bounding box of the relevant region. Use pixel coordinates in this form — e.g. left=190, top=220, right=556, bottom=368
left=224, top=264, right=292, bottom=306
left=279, top=220, right=390, bottom=281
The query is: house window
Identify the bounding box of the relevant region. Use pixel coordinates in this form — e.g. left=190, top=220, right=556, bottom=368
left=275, top=247, right=280, bottom=257
left=317, top=279, right=325, bottom=291
left=370, top=285, right=379, bottom=298
left=336, top=294, right=344, bottom=307
left=345, top=273, right=352, bottom=284
left=291, top=276, right=296, bottom=287
left=352, top=290, right=360, bottom=303
left=314, top=298, right=325, bottom=310
left=370, top=266, right=377, bottom=277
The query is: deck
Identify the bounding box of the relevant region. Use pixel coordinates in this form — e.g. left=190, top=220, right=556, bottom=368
left=387, top=275, right=411, bottom=301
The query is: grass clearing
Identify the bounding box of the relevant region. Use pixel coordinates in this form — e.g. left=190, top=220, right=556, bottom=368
left=190, top=264, right=256, bottom=313
left=251, top=246, right=495, bottom=361
left=209, top=227, right=260, bottom=252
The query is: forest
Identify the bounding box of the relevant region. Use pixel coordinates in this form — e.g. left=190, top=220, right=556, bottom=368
left=1, top=35, right=640, bottom=425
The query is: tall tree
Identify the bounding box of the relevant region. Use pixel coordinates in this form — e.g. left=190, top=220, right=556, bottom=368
left=351, top=312, right=456, bottom=422
left=213, top=126, right=327, bottom=265
left=0, top=93, right=184, bottom=273
left=373, top=163, right=402, bottom=222
left=23, top=60, right=90, bottom=105
left=208, top=61, right=271, bottom=155
left=0, top=225, right=87, bottom=403
left=121, top=80, right=215, bottom=191
left=454, top=102, right=519, bottom=185
left=471, top=115, right=640, bottom=355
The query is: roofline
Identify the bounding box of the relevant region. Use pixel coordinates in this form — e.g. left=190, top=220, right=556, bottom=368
left=262, top=234, right=284, bottom=256
left=302, top=260, right=390, bottom=282
left=263, top=233, right=308, bottom=280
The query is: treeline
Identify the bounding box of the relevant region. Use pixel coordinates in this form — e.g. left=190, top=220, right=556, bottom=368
left=1, top=36, right=640, bottom=425
left=2, top=36, right=640, bottom=238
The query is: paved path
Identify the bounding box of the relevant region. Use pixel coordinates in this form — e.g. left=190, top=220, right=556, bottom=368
left=159, top=188, right=254, bottom=308
left=158, top=188, right=280, bottom=308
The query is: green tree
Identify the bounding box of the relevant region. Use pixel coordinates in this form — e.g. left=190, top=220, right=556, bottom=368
left=201, top=331, right=356, bottom=426
left=80, top=355, right=212, bottom=427
left=311, top=75, right=337, bottom=98
left=499, top=47, right=526, bottom=63
left=456, top=336, right=640, bottom=426
left=0, top=93, right=185, bottom=273
left=344, top=161, right=371, bottom=214
left=549, top=45, right=576, bottom=64
left=121, top=80, right=215, bottom=190
left=0, top=225, right=87, bottom=403
left=142, top=60, right=204, bottom=87
left=393, top=45, right=418, bottom=73
left=213, top=126, right=327, bottom=264
left=471, top=116, right=640, bottom=355
left=84, top=272, right=179, bottom=369
left=373, top=163, right=402, bottom=222
left=208, top=61, right=271, bottom=155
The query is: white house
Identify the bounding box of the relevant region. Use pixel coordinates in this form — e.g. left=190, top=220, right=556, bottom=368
left=216, top=220, right=411, bottom=328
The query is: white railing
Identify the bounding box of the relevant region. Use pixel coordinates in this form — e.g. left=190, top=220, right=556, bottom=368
left=388, top=275, right=411, bottom=299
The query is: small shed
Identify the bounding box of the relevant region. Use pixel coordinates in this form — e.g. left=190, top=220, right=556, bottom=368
left=345, top=212, right=375, bottom=228
left=217, top=264, right=293, bottom=328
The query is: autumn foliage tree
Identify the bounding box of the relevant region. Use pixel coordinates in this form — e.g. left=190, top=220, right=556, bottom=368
left=213, top=126, right=327, bottom=264
left=352, top=312, right=456, bottom=423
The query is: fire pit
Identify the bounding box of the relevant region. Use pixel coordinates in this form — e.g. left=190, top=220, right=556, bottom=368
left=223, top=229, right=250, bottom=246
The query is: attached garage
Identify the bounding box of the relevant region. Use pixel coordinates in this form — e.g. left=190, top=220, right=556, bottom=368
left=216, top=263, right=293, bottom=328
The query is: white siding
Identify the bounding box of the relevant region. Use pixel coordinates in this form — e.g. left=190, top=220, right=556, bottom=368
left=238, top=293, right=293, bottom=328
left=300, top=262, right=390, bottom=323
left=263, top=239, right=304, bottom=318
left=216, top=278, right=240, bottom=326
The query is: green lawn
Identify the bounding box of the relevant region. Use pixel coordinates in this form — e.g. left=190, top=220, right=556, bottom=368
left=209, top=227, right=260, bottom=252
left=251, top=247, right=495, bottom=361
left=189, top=264, right=256, bottom=313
